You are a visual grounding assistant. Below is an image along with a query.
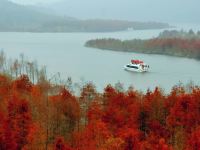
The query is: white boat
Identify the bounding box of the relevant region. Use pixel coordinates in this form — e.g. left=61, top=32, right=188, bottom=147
left=124, top=59, right=149, bottom=72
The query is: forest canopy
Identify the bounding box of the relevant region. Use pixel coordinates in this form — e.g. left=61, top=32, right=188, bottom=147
left=0, top=52, right=200, bottom=150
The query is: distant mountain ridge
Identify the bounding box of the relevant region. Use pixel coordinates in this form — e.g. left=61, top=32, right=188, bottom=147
left=0, top=0, right=69, bottom=31
left=44, top=0, right=200, bottom=23
left=0, top=0, right=170, bottom=32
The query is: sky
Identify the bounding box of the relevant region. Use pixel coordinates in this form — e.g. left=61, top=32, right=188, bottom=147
left=10, top=0, right=199, bottom=23
left=11, top=0, right=60, bottom=4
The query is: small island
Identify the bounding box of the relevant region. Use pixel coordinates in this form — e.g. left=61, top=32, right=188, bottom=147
left=85, top=30, right=200, bottom=59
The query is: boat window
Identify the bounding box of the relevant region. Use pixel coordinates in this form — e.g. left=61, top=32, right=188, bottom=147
left=127, top=65, right=138, bottom=69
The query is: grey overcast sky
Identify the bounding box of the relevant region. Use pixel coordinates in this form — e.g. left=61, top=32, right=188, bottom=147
left=10, top=0, right=199, bottom=6
left=11, top=0, right=60, bottom=4
left=10, top=0, right=199, bottom=23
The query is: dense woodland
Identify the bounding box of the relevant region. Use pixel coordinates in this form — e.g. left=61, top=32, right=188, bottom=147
left=0, top=52, right=200, bottom=150
left=85, top=30, right=200, bottom=59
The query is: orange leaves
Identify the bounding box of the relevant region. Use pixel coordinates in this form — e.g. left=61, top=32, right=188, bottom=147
left=167, top=94, right=200, bottom=132
left=103, top=137, right=124, bottom=150
left=157, top=138, right=173, bottom=150
left=59, top=88, right=80, bottom=122
left=147, top=38, right=200, bottom=52
left=148, top=120, right=170, bottom=139
left=24, top=123, right=46, bottom=150
left=54, top=137, right=66, bottom=150
left=0, top=75, right=11, bottom=97
left=2, top=73, right=200, bottom=149
left=140, top=135, right=173, bottom=150
left=80, top=83, right=97, bottom=102
left=103, top=91, right=140, bottom=131
left=0, top=111, right=5, bottom=149
left=12, top=75, right=32, bottom=93
left=49, top=88, right=80, bottom=139
left=51, top=88, right=80, bottom=119
left=186, top=126, right=200, bottom=150
left=60, top=87, right=73, bottom=99
left=31, top=85, right=43, bottom=99
left=0, top=75, right=11, bottom=112
left=103, top=85, right=117, bottom=100
left=146, top=37, right=200, bottom=59
left=87, top=101, right=103, bottom=122
left=72, top=120, right=111, bottom=150
left=118, top=128, right=141, bottom=150
left=2, top=95, right=32, bottom=150
left=54, top=137, right=73, bottom=150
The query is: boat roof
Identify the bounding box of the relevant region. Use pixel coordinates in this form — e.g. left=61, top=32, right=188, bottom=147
left=131, top=60, right=144, bottom=64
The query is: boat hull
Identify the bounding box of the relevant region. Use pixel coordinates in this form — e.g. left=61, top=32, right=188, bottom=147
left=124, top=65, right=149, bottom=73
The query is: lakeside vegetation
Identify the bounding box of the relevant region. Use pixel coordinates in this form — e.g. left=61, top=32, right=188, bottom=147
left=85, top=30, right=200, bottom=59
left=0, top=52, right=200, bottom=150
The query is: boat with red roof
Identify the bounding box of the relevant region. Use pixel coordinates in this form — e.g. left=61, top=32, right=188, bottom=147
left=124, top=59, right=149, bottom=72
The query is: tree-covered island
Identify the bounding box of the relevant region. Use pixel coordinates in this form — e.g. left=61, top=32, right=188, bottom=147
left=85, top=30, right=200, bottom=59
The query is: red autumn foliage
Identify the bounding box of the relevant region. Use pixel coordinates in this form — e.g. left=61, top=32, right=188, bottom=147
left=118, top=128, right=141, bottom=150
left=12, top=75, right=32, bottom=93
left=72, top=120, right=111, bottom=150
left=167, top=94, right=200, bottom=132
left=186, top=126, right=200, bottom=150
left=147, top=38, right=200, bottom=58
left=103, top=91, right=140, bottom=133
left=54, top=136, right=73, bottom=150
left=1, top=73, right=200, bottom=149
left=87, top=101, right=103, bottom=122
left=3, top=95, right=31, bottom=150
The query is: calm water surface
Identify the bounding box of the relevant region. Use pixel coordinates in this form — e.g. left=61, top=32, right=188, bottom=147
left=0, top=24, right=200, bottom=92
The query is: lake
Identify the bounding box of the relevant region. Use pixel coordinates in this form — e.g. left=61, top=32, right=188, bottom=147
left=0, top=24, right=200, bottom=93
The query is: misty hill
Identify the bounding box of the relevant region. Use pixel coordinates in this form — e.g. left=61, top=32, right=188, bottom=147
left=46, top=0, right=200, bottom=23
left=39, top=19, right=170, bottom=32
left=0, top=0, right=170, bottom=32
left=0, top=0, right=72, bottom=31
